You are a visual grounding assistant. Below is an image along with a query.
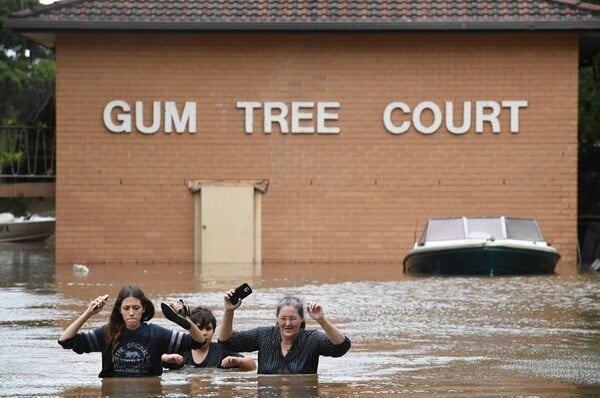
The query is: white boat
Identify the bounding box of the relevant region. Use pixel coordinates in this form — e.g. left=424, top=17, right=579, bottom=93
left=0, top=212, right=55, bottom=243
left=403, top=216, right=560, bottom=276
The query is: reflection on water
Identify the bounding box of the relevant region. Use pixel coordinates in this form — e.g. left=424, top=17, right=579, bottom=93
left=0, top=240, right=55, bottom=290
left=0, top=242, right=599, bottom=397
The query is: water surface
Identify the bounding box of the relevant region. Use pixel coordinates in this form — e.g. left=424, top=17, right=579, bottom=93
left=0, top=241, right=599, bottom=397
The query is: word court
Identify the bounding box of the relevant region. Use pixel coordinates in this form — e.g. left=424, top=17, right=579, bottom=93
left=102, top=99, right=528, bottom=136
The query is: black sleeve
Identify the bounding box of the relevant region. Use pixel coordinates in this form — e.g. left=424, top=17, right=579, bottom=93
left=58, top=327, right=105, bottom=354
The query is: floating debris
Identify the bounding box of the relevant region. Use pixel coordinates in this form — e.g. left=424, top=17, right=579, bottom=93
left=72, top=263, right=90, bottom=276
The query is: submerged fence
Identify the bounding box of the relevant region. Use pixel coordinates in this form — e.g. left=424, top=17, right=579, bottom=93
left=0, top=126, right=55, bottom=180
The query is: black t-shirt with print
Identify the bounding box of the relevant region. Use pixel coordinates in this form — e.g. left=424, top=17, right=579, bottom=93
left=59, top=322, right=203, bottom=377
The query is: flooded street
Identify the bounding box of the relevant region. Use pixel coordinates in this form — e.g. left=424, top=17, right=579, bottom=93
left=0, top=241, right=599, bottom=397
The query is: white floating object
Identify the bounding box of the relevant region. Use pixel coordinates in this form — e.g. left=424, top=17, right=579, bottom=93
left=72, top=263, right=90, bottom=276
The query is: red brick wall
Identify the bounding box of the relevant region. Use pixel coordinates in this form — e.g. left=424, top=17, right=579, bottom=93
left=55, top=33, right=578, bottom=269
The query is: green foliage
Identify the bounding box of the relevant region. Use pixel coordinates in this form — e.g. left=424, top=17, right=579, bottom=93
left=0, top=1, right=46, bottom=58
left=0, top=0, right=55, bottom=126
left=1, top=150, right=24, bottom=165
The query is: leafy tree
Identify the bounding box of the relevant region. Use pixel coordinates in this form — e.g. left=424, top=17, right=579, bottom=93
left=0, top=0, right=55, bottom=126
left=0, top=0, right=55, bottom=207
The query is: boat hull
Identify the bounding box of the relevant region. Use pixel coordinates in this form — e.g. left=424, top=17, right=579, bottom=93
left=403, top=245, right=560, bottom=276
left=0, top=219, right=55, bottom=243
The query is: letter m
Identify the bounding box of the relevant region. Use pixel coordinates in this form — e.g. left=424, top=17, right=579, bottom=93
left=165, top=101, right=197, bottom=134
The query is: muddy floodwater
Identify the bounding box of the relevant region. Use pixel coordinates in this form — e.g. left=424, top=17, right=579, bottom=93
left=0, top=240, right=599, bottom=397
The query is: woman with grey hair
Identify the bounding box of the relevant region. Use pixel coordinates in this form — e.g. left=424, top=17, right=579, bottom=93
left=219, top=293, right=351, bottom=374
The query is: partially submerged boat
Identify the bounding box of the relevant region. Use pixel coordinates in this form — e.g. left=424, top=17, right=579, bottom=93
left=403, top=216, right=560, bottom=276
left=0, top=212, right=55, bottom=243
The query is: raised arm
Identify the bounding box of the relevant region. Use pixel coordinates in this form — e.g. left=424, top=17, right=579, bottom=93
left=160, top=301, right=206, bottom=347
left=219, top=288, right=242, bottom=341
left=59, top=295, right=107, bottom=341
left=306, top=301, right=346, bottom=345
left=188, top=321, right=207, bottom=345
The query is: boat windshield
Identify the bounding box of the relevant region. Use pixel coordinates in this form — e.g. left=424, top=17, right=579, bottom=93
left=421, top=216, right=545, bottom=243
left=465, top=217, right=503, bottom=240
left=425, top=218, right=465, bottom=241
left=505, top=218, right=545, bottom=241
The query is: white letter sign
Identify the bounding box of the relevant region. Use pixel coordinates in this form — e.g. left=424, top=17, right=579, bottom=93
left=384, top=100, right=527, bottom=135
left=383, top=102, right=411, bottom=134
left=103, top=100, right=132, bottom=133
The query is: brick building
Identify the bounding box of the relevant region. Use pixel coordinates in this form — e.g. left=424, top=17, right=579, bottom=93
left=6, top=1, right=600, bottom=270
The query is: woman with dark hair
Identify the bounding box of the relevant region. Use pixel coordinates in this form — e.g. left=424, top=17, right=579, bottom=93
left=161, top=305, right=256, bottom=371
left=219, top=294, right=351, bottom=374
left=58, top=284, right=206, bottom=377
